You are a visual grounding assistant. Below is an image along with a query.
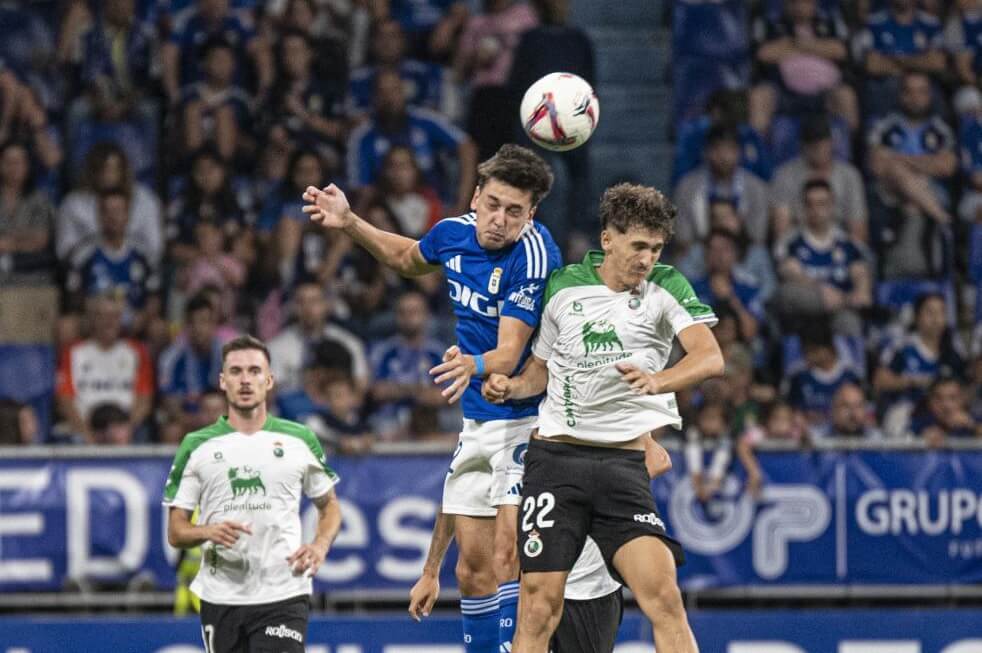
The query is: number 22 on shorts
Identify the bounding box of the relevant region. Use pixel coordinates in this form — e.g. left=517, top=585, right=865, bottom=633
left=521, top=492, right=556, bottom=531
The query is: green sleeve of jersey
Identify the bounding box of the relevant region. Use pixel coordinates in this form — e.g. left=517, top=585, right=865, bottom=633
left=163, top=436, right=198, bottom=503
left=648, top=265, right=715, bottom=320
left=269, top=417, right=340, bottom=482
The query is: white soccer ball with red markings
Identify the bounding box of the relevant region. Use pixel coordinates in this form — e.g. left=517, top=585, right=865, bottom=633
left=520, top=72, right=599, bottom=152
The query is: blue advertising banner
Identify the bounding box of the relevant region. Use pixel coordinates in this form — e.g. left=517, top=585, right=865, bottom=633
left=2, top=609, right=981, bottom=653
left=0, top=450, right=981, bottom=592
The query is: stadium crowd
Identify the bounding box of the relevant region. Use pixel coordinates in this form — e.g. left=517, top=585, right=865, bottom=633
left=0, top=0, right=978, bottom=467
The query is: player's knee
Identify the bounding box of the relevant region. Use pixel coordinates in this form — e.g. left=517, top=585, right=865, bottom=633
left=491, top=539, right=518, bottom=581
left=455, top=557, right=496, bottom=594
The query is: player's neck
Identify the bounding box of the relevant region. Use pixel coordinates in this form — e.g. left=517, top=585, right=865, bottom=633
left=227, top=405, right=269, bottom=435
left=597, top=259, right=635, bottom=293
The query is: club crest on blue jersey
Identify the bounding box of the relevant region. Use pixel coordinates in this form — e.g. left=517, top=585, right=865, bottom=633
left=489, top=267, right=503, bottom=293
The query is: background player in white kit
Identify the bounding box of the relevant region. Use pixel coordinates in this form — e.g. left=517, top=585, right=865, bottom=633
left=303, top=144, right=561, bottom=653
left=484, top=184, right=725, bottom=653
left=163, top=336, right=342, bottom=653
left=409, top=435, right=672, bottom=653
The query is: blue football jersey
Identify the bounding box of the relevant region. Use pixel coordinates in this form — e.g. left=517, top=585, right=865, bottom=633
left=856, top=9, right=943, bottom=58
left=418, top=213, right=562, bottom=421
left=776, top=229, right=866, bottom=293
left=787, top=360, right=861, bottom=417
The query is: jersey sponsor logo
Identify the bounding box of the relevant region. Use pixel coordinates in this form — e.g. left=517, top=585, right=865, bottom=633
left=228, top=466, right=266, bottom=497
left=581, top=320, right=624, bottom=354
left=264, top=624, right=303, bottom=642
left=507, top=283, right=539, bottom=312
left=570, top=300, right=584, bottom=316
left=634, top=512, right=665, bottom=528
left=562, top=375, right=577, bottom=427
left=488, top=267, right=503, bottom=293
left=447, top=279, right=501, bottom=317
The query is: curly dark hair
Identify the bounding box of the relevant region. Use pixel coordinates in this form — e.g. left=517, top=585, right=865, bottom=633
left=476, top=144, right=554, bottom=207
left=599, top=183, right=676, bottom=239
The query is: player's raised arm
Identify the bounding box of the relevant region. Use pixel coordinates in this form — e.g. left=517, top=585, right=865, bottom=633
left=482, top=355, right=549, bottom=404
left=617, top=323, right=725, bottom=396
left=303, top=184, right=439, bottom=277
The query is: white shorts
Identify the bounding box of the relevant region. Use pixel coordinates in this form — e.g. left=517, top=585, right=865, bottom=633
left=442, top=416, right=537, bottom=517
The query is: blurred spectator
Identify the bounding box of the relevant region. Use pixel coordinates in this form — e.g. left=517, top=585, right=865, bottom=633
left=910, top=377, right=981, bottom=445
left=853, top=0, right=945, bottom=116
left=770, top=113, right=868, bottom=242
left=263, top=29, right=346, bottom=166
left=455, top=0, right=538, bottom=160
left=355, top=145, right=444, bottom=238
left=737, top=399, right=808, bottom=496
left=58, top=142, right=163, bottom=264
left=162, top=0, right=272, bottom=107
left=65, top=187, right=162, bottom=331
left=368, top=290, right=450, bottom=440
left=0, top=139, right=56, bottom=284
left=166, top=146, right=248, bottom=263
left=70, top=0, right=157, bottom=143
left=184, top=221, right=247, bottom=321
left=750, top=0, right=857, bottom=135
left=0, top=74, right=62, bottom=176
left=0, top=398, right=40, bottom=445
left=957, top=94, right=982, bottom=222
left=691, top=229, right=765, bottom=342
left=268, top=281, right=368, bottom=394
left=673, top=90, right=772, bottom=185
left=157, top=294, right=228, bottom=440
left=56, top=293, right=153, bottom=442
left=348, top=68, right=477, bottom=213
left=197, top=387, right=227, bottom=426
left=180, top=37, right=252, bottom=162
left=868, top=71, right=956, bottom=227
left=387, top=0, right=470, bottom=60
left=88, top=402, right=135, bottom=445
left=349, top=19, right=450, bottom=118
left=944, top=0, right=982, bottom=102
left=675, top=197, right=777, bottom=301
left=261, top=0, right=354, bottom=82
left=506, top=0, right=594, bottom=240
left=784, top=321, right=862, bottom=430
left=774, top=179, right=871, bottom=336
left=874, top=293, right=966, bottom=435
left=0, top=2, right=57, bottom=111
left=820, top=382, right=883, bottom=438
left=684, top=401, right=733, bottom=503
left=674, top=124, right=770, bottom=252
left=321, top=372, right=373, bottom=453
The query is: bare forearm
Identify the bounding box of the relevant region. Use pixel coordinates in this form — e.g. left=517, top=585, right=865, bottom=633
left=422, top=511, right=455, bottom=576
left=898, top=50, right=945, bottom=73
left=508, top=357, right=549, bottom=400
left=312, top=496, right=342, bottom=551
left=794, top=38, right=846, bottom=61
left=653, top=346, right=724, bottom=395
left=343, top=211, right=431, bottom=276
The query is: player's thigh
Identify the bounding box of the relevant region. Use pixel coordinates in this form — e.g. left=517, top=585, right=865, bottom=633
left=551, top=590, right=624, bottom=653
left=588, top=450, right=684, bottom=579
left=199, top=601, right=248, bottom=653
left=442, top=421, right=496, bottom=518
left=488, top=417, right=537, bottom=510
left=518, top=440, right=592, bottom=574
left=244, top=595, right=310, bottom=653
left=612, top=535, right=682, bottom=609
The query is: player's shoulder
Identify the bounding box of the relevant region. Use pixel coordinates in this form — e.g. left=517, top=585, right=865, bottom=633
left=428, top=211, right=477, bottom=241
left=646, top=263, right=694, bottom=291
left=543, top=254, right=601, bottom=304
left=178, top=419, right=236, bottom=457
left=265, top=416, right=324, bottom=453
left=509, top=222, right=559, bottom=280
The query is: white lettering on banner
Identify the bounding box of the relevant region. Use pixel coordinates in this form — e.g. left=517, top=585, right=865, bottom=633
left=66, top=470, right=148, bottom=578
left=943, top=641, right=982, bottom=653
left=729, top=644, right=806, bottom=653
left=0, top=469, right=53, bottom=583
left=856, top=489, right=982, bottom=536
left=385, top=647, right=464, bottom=653
left=305, top=499, right=368, bottom=583
left=670, top=475, right=830, bottom=579
left=840, top=643, right=919, bottom=653
left=754, top=485, right=831, bottom=580
left=377, top=498, right=436, bottom=581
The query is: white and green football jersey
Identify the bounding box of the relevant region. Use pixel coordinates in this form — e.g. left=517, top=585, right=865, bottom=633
left=162, top=416, right=338, bottom=605
left=532, top=251, right=717, bottom=444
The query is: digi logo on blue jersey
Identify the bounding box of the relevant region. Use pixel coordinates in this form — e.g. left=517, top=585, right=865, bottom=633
left=447, top=278, right=504, bottom=318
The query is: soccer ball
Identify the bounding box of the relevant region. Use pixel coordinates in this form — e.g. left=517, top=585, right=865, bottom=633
left=520, top=72, right=599, bottom=152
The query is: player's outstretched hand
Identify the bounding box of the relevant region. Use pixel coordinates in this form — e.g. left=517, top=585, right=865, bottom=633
left=615, top=362, right=660, bottom=395
left=482, top=373, right=512, bottom=404
left=429, top=345, right=472, bottom=404
left=408, top=573, right=440, bottom=622
left=287, top=541, right=328, bottom=577
left=302, top=184, right=353, bottom=230
left=204, top=521, right=252, bottom=548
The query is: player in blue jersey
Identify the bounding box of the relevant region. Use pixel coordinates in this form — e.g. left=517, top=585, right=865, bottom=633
left=303, top=144, right=561, bottom=653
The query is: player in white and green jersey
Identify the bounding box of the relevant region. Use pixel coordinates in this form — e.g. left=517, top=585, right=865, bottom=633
left=484, top=184, right=725, bottom=653
left=164, top=335, right=342, bottom=653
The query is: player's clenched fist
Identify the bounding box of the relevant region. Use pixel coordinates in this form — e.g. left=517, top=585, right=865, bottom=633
left=482, top=373, right=512, bottom=404
left=302, top=184, right=353, bottom=229
left=203, top=521, right=252, bottom=548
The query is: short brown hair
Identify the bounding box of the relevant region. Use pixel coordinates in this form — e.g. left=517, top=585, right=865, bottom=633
left=476, top=144, right=554, bottom=207
left=221, top=335, right=271, bottom=365
left=599, top=183, right=676, bottom=239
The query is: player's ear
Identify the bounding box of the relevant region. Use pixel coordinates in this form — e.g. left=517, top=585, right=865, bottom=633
left=218, top=372, right=226, bottom=392
left=469, top=185, right=481, bottom=212
left=600, top=229, right=611, bottom=252
left=527, top=203, right=538, bottom=221
left=266, top=371, right=274, bottom=390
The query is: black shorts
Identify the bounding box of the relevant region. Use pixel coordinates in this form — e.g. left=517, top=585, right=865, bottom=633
left=199, top=594, right=310, bottom=653
left=518, top=439, right=684, bottom=582
left=552, top=588, right=623, bottom=653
